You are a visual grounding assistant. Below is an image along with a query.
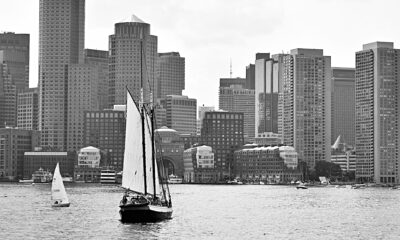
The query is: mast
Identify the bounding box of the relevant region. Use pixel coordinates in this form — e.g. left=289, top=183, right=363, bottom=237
left=140, top=40, right=147, bottom=195
left=151, top=106, right=156, bottom=198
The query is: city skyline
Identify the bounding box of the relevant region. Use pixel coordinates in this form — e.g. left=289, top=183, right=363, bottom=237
left=1, top=0, right=400, bottom=108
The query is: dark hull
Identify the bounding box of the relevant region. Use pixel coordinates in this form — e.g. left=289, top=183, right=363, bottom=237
left=52, top=203, right=70, bottom=207
left=119, top=204, right=172, bottom=223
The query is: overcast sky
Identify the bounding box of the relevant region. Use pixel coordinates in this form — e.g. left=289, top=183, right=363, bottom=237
left=1, top=0, right=400, bottom=107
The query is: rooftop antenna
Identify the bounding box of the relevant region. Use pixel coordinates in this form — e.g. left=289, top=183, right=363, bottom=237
left=230, top=58, right=232, bottom=78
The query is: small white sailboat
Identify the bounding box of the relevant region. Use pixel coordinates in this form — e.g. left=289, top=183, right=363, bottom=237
left=51, top=163, right=70, bottom=207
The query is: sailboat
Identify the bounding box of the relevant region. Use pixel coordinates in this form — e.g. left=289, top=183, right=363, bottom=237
left=119, top=89, right=173, bottom=223
left=51, top=163, right=70, bottom=207
left=119, top=37, right=172, bottom=222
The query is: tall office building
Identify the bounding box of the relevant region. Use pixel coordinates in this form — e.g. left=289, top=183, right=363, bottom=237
left=355, top=42, right=400, bottom=184
left=201, top=111, right=244, bottom=179
left=245, top=64, right=255, bottom=90
left=219, top=85, right=255, bottom=142
left=331, top=67, right=355, bottom=146
left=160, top=95, right=197, bottom=134
left=282, top=49, right=331, bottom=169
left=39, top=0, right=85, bottom=151
left=0, top=32, right=29, bottom=90
left=157, top=52, right=185, bottom=99
left=84, top=49, right=109, bottom=110
left=17, top=88, right=39, bottom=130
left=109, top=15, right=157, bottom=106
left=0, top=33, right=30, bottom=127
left=84, top=107, right=126, bottom=170
left=67, top=49, right=108, bottom=151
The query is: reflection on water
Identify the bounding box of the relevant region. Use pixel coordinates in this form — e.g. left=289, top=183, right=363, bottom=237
left=1, top=183, right=400, bottom=239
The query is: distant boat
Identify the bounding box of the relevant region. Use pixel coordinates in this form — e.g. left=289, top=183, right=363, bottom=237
left=227, top=178, right=243, bottom=185
left=32, top=168, right=52, bottom=183
left=51, top=163, right=70, bottom=207
left=19, top=179, right=34, bottom=183
left=296, top=183, right=308, bottom=189
left=351, top=184, right=366, bottom=189
left=168, top=174, right=183, bottom=184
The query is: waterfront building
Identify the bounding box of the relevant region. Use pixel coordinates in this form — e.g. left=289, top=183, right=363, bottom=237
left=282, top=49, right=331, bottom=169
left=67, top=49, right=108, bottom=151
left=155, top=127, right=184, bottom=177
left=77, top=146, right=101, bottom=168
left=219, top=85, right=255, bottom=142
left=23, top=151, right=75, bottom=180
left=109, top=15, right=157, bottom=106
left=201, top=111, right=244, bottom=179
left=157, top=52, right=185, bottom=99
left=331, top=151, right=356, bottom=173
left=234, top=145, right=301, bottom=183
left=160, top=95, right=197, bottom=134
left=183, top=145, right=218, bottom=183
left=17, top=88, right=39, bottom=130
left=197, top=105, right=214, bottom=135
left=39, top=0, right=85, bottom=151
left=331, top=67, right=355, bottom=147
left=83, top=106, right=125, bottom=170
left=355, top=42, right=400, bottom=184
left=0, top=128, right=40, bottom=180
left=254, top=132, right=283, bottom=146
left=180, top=133, right=201, bottom=150
left=74, top=146, right=101, bottom=182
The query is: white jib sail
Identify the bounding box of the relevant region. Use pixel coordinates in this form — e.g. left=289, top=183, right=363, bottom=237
left=144, top=112, right=160, bottom=195
left=122, top=91, right=145, bottom=193
left=51, top=163, right=69, bottom=204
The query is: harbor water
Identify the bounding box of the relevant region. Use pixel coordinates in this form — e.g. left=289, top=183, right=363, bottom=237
left=1, top=183, right=400, bottom=239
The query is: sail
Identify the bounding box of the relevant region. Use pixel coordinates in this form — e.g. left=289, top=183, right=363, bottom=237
left=51, top=163, right=69, bottom=203
left=122, top=91, right=145, bottom=193
left=332, top=135, right=341, bottom=149
left=144, top=111, right=160, bottom=195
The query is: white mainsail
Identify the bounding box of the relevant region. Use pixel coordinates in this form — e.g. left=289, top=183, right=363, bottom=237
left=122, top=91, right=145, bottom=193
left=51, top=163, right=69, bottom=204
left=144, top=112, right=160, bottom=195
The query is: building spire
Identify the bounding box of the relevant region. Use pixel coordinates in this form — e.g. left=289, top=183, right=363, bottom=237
left=230, top=58, right=232, bottom=78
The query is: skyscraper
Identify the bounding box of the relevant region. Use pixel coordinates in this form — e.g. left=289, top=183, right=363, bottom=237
left=355, top=42, right=400, bottom=184
left=282, top=49, right=331, bottom=169
left=109, top=15, right=157, bottom=106
left=0, top=33, right=29, bottom=90
left=331, top=67, right=355, bottom=146
left=67, top=50, right=108, bottom=151
left=157, top=52, right=185, bottom=99
left=0, top=32, right=30, bottom=127
left=39, top=0, right=85, bottom=151
left=255, top=53, right=280, bottom=135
